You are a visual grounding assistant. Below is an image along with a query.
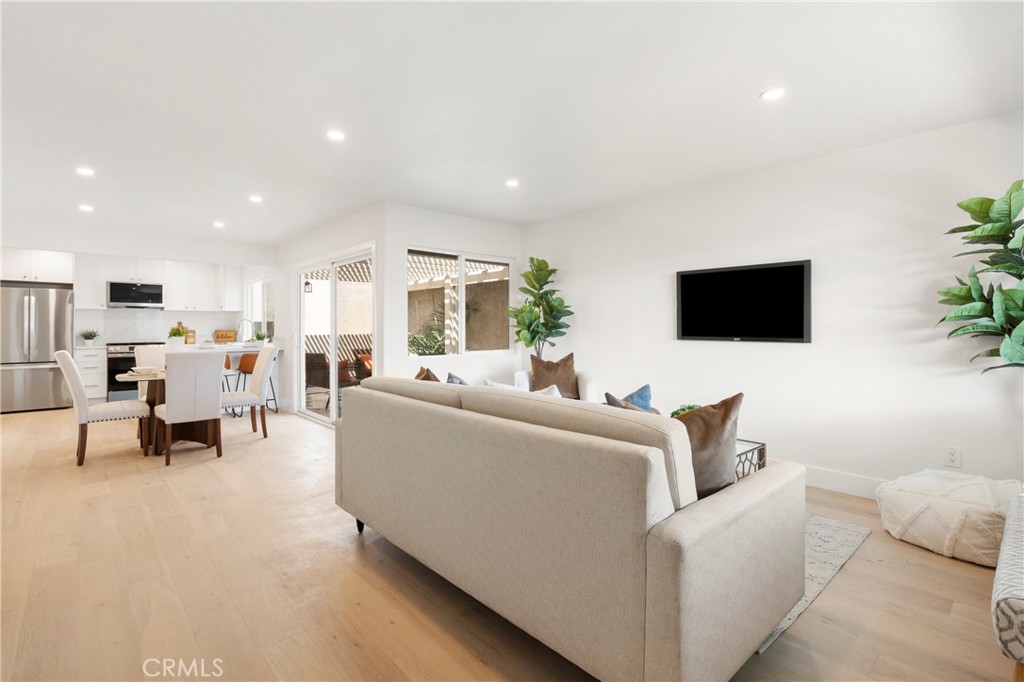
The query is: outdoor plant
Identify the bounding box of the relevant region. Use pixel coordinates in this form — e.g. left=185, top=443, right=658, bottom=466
left=79, top=329, right=100, bottom=340
left=937, top=179, right=1024, bottom=372
left=507, top=257, right=573, bottom=359
left=670, top=404, right=702, bottom=418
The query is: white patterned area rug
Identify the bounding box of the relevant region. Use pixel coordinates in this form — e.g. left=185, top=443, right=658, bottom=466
left=757, top=512, right=871, bottom=653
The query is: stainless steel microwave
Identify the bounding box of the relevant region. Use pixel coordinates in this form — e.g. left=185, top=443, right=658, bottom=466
left=107, top=281, right=163, bottom=308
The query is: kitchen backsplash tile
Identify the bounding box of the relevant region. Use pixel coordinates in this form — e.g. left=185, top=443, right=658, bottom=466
left=74, top=309, right=242, bottom=344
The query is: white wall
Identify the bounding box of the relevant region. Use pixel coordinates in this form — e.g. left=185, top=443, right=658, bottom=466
left=522, top=111, right=1024, bottom=496
left=75, top=308, right=241, bottom=345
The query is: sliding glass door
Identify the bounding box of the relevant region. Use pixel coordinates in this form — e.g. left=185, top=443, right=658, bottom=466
left=298, top=252, right=374, bottom=423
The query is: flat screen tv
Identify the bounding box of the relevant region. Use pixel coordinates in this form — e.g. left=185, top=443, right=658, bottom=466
left=676, top=260, right=811, bottom=342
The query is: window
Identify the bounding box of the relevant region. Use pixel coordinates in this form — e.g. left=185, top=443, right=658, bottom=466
left=246, top=279, right=275, bottom=340
left=407, top=250, right=510, bottom=356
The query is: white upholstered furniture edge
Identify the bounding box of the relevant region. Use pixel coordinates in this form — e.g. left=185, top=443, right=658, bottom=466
left=993, top=494, right=1024, bottom=681
left=337, top=377, right=806, bottom=681
left=221, top=344, right=279, bottom=437
left=513, top=369, right=591, bottom=400
left=55, top=350, right=151, bottom=466
left=154, top=350, right=224, bottom=465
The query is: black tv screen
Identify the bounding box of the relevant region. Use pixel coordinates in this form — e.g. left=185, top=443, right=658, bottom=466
left=676, top=260, right=811, bottom=342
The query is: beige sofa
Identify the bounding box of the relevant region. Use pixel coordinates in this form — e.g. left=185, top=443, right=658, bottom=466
left=336, top=377, right=806, bottom=681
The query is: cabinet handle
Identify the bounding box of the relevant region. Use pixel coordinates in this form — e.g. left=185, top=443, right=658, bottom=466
left=85, top=384, right=99, bottom=388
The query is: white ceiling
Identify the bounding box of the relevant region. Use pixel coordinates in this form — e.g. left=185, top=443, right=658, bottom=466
left=3, top=2, right=1022, bottom=246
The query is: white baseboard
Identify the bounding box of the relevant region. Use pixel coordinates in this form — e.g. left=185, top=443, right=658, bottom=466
left=803, top=465, right=886, bottom=499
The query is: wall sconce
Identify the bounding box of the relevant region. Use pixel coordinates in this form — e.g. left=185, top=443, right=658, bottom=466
left=304, top=280, right=312, bottom=293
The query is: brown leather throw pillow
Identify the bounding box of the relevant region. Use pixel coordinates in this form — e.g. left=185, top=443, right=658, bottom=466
left=672, top=393, right=744, bottom=499
left=414, top=367, right=440, bottom=382
left=530, top=353, right=579, bottom=399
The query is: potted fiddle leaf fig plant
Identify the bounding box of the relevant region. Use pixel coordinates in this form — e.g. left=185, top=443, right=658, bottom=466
left=507, top=257, right=573, bottom=359
left=937, top=179, right=1024, bottom=372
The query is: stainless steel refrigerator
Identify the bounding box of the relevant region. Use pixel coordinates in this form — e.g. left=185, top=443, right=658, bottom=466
left=1, top=282, right=74, bottom=412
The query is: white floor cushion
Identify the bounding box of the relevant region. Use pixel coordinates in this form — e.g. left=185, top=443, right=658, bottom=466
left=876, top=469, right=1022, bottom=567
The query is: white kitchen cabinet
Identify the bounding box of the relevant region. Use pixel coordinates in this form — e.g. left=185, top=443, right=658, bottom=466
left=190, top=263, right=219, bottom=311
left=107, top=256, right=164, bottom=284
left=163, top=260, right=220, bottom=311
left=2, top=248, right=73, bottom=283
left=74, top=254, right=109, bottom=309
left=163, top=260, right=192, bottom=310
left=74, top=347, right=107, bottom=400
left=220, top=265, right=244, bottom=311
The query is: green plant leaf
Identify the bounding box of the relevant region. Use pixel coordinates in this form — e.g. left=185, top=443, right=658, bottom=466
left=943, top=301, right=992, bottom=322
left=993, top=285, right=1006, bottom=327
left=1012, top=320, right=1024, bottom=345
left=998, top=333, right=1024, bottom=363
left=966, top=222, right=1013, bottom=244
left=954, top=248, right=1000, bottom=258
left=981, top=363, right=1024, bottom=373
left=969, top=348, right=1002, bottom=362
left=947, top=323, right=1004, bottom=339
left=977, top=264, right=1024, bottom=277
left=947, top=224, right=981, bottom=234
left=958, top=197, right=995, bottom=223
left=990, top=188, right=1024, bottom=223
left=967, top=266, right=984, bottom=301
left=1008, top=226, right=1024, bottom=250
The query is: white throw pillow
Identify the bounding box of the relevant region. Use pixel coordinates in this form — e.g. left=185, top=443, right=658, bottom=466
left=485, top=379, right=561, bottom=398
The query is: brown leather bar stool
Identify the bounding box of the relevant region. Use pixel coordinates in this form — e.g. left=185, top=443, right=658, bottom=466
left=235, top=352, right=278, bottom=412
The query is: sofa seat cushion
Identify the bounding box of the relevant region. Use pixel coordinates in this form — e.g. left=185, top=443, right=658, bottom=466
left=876, top=470, right=1022, bottom=567
left=461, top=385, right=697, bottom=510
left=360, top=376, right=466, bottom=409
left=993, top=494, right=1024, bottom=663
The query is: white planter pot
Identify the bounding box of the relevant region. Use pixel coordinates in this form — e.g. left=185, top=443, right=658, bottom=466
left=82, top=339, right=95, bottom=346
left=167, top=337, right=185, bottom=349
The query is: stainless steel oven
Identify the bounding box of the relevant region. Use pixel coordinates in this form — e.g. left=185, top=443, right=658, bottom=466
left=106, top=342, right=163, bottom=401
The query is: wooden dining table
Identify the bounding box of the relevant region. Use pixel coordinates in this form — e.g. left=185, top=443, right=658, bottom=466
left=116, top=369, right=234, bottom=455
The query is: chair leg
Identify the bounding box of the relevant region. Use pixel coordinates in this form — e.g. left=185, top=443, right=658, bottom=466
left=356, top=519, right=364, bottom=534
left=215, top=419, right=223, bottom=458
left=165, top=423, right=172, bottom=466
left=260, top=405, right=268, bottom=438
left=250, top=406, right=257, bottom=433
left=141, top=416, right=149, bottom=454
left=267, top=377, right=278, bottom=413
left=76, top=423, right=88, bottom=466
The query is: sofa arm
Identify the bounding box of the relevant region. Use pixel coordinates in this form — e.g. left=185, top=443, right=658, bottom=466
left=644, top=460, right=806, bottom=681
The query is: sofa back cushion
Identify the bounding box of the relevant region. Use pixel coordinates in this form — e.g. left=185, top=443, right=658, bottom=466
left=461, top=386, right=697, bottom=510
left=360, top=376, right=465, bottom=409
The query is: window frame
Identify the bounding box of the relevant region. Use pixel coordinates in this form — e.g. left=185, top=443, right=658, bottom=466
left=244, top=277, right=275, bottom=339
left=406, top=247, right=514, bottom=357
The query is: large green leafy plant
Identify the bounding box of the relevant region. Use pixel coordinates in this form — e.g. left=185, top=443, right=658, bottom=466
left=507, top=257, right=573, bottom=359
left=937, top=180, right=1024, bottom=372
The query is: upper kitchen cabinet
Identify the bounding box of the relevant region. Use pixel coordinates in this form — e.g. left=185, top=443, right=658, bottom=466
left=107, top=256, right=164, bottom=284
left=74, top=254, right=108, bottom=309
left=2, top=248, right=74, bottom=284
left=163, top=260, right=220, bottom=311
left=220, top=265, right=244, bottom=311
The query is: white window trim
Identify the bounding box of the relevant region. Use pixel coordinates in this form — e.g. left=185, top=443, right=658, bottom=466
left=406, top=247, right=515, bottom=358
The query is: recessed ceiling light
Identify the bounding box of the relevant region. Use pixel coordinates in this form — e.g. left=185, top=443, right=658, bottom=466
left=758, top=88, right=786, bottom=102
left=326, top=129, right=346, bottom=142
left=505, top=179, right=520, bottom=188
left=213, top=221, right=225, bottom=229
left=75, top=167, right=95, bottom=177
left=78, top=204, right=94, bottom=212
left=249, top=195, right=263, bottom=203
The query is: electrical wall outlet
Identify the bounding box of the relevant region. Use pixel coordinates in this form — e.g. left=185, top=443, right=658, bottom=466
left=944, top=447, right=963, bottom=469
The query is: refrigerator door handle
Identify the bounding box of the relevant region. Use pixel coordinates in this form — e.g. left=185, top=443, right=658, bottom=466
left=28, top=294, right=37, bottom=359
left=22, top=295, right=30, bottom=356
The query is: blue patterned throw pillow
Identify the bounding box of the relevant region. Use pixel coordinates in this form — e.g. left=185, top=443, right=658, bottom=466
left=622, top=384, right=653, bottom=411
left=447, top=372, right=469, bottom=385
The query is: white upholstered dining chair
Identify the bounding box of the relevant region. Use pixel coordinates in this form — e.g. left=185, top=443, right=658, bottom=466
left=55, top=350, right=151, bottom=466
left=134, top=344, right=166, bottom=399
left=154, top=351, right=224, bottom=466
left=221, top=344, right=279, bottom=438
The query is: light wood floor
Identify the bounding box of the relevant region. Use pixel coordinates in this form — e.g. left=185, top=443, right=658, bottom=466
left=0, top=408, right=1013, bottom=682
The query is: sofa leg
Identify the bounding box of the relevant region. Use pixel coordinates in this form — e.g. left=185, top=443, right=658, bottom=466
left=1012, top=661, right=1022, bottom=682
left=356, top=519, right=364, bottom=534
